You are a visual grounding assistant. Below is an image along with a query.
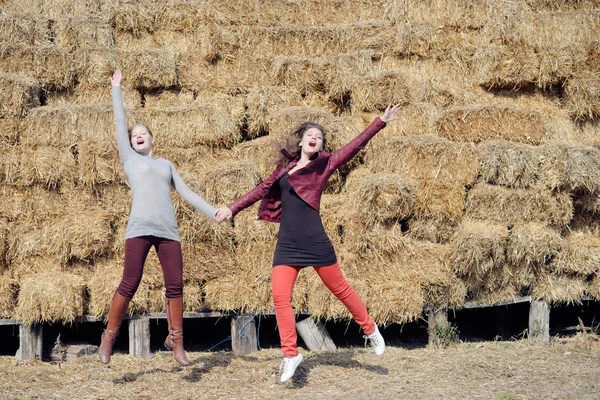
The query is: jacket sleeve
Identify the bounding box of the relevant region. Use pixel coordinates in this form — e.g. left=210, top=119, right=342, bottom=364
left=327, top=117, right=386, bottom=172
left=112, top=86, right=134, bottom=165
left=170, top=162, right=217, bottom=221
left=227, top=167, right=283, bottom=216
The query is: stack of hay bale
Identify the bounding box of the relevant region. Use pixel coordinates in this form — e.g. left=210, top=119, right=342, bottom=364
left=1, top=0, right=599, bottom=327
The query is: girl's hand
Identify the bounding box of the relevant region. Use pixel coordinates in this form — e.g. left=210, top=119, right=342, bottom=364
left=111, top=69, right=123, bottom=87
left=380, top=104, right=402, bottom=123
left=215, top=207, right=233, bottom=222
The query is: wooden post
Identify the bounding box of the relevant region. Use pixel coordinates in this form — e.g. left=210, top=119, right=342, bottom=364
left=16, top=324, right=43, bottom=360
left=428, top=309, right=449, bottom=348
left=231, top=314, right=257, bottom=356
left=296, top=317, right=337, bottom=352
left=528, top=300, right=550, bottom=344
left=129, top=317, right=151, bottom=358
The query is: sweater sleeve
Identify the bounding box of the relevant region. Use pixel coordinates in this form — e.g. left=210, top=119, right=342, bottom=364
left=327, top=117, right=386, bottom=172
left=227, top=167, right=282, bottom=216
left=170, top=163, right=217, bottom=221
left=112, top=86, right=134, bottom=165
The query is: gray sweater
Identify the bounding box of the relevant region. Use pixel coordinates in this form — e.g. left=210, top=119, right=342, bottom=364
left=112, top=86, right=217, bottom=242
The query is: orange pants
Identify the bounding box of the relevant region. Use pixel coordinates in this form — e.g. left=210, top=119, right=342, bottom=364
left=272, top=262, right=376, bottom=357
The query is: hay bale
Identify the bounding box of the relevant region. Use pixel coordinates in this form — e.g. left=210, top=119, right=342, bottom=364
left=8, top=209, right=114, bottom=265
left=0, top=73, right=41, bottom=118
left=414, top=179, right=466, bottom=224
left=363, top=278, right=424, bottom=325
left=450, top=219, right=508, bottom=280
left=351, top=69, right=411, bottom=113
left=465, top=183, right=573, bottom=227
left=343, top=223, right=411, bottom=259
left=0, top=116, right=25, bottom=144
left=76, top=141, right=126, bottom=188
left=365, top=135, right=479, bottom=186
left=0, top=274, right=18, bottom=318
left=479, top=141, right=541, bottom=189
left=0, top=143, right=21, bottom=184
left=88, top=258, right=153, bottom=318
left=231, top=136, right=281, bottom=178
left=564, top=71, right=600, bottom=122
left=136, top=104, right=239, bottom=148
left=407, top=218, right=459, bottom=244
left=53, top=16, right=114, bottom=51
left=0, top=12, right=51, bottom=46
left=48, top=87, right=140, bottom=108
left=588, top=273, right=600, bottom=301
left=23, top=103, right=131, bottom=147
left=231, top=204, right=279, bottom=248
left=507, top=223, right=561, bottom=273
left=71, top=47, right=116, bottom=89
left=2, top=0, right=108, bottom=19
left=246, top=86, right=306, bottom=137
left=539, top=144, right=600, bottom=194
left=183, top=283, right=204, bottom=312
left=116, top=49, right=179, bottom=90
left=435, top=105, right=546, bottom=144
left=384, top=0, right=494, bottom=30
left=532, top=272, right=587, bottom=304
left=0, top=44, right=75, bottom=89
left=344, top=169, right=415, bottom=227
left=15, top=271, right=86, bottom=325
left=0, top=185, right=65, bottom=222
left=549, top=231, right=600, bottom=276
left=475, top=44, right=541, bottom=90
left=19, top=146, right=76, bottom=189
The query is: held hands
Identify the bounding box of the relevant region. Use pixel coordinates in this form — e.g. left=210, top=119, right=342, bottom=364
left=111, top=69, right=123, bottom=87
left=380, top=104, right=402, bottom=123
left=215, top=207, right=233, bottom=222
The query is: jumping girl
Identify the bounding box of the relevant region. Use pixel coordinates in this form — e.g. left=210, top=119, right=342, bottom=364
left=216, top=104, right=402, bottom=382
left=99, top=69, right=218, bottom=366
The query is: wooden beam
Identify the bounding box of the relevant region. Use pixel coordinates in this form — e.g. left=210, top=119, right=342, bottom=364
left=231, top=315, right=257, bottom=356
left=528, top=300, right=550, bottom=344
left=129, top=317, right=151, bottom=358
left=16, top=324, right=43, bottom=360
left=296, top=317, right=336, bottom=352
left=428, top=309, right=449, bottom=348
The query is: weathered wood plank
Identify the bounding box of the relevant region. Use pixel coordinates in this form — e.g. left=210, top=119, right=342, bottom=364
left=231, top=315, right=257, bottom=356
left=296, top=317, right=337, bottom=352
left=528, top=300, right=550, bottom=344
left=428, top=309, right=449, bottom=348
left=15, top=324, right=43, bottom=360
left=129, top=318, right=151, bottom=358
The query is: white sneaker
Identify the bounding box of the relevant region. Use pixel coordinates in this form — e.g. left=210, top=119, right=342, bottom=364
left=279, top=354, right=303, bottom=383
left=364, top=326, right=385, bottom=356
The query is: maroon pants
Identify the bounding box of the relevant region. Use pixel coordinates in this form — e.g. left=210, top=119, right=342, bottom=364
left=116, top=236, right=184, bottom=300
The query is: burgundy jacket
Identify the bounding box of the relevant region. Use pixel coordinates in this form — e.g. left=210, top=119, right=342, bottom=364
left=227, top=117, right=387, bottom=222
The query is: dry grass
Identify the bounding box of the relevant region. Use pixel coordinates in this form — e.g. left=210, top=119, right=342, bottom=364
left=136, top=104, right=239, bottom=149
left=115, top=49, right=179, bottom=90
left=0, top=43, right=75, bottom=89
left=0, top=73, right=41, bottom=118
left=507, top=223, right=561, bottom=274
left=435, top=105, right=547, bottom=144
left=53, top=16, right=114, bottom=51
left=15, top=271, right=87, bottom=325
left=351, top=69, right=411, bottom=113
left=0, top=273, right=18, bottom=318
left=19, top=146, right=77, bottom=189
left=539, top=143, right=600, bottom=194
left=366, top=135, right=479, bottom=186
left=549, top=231, right=600, bottom=276
left=465, top=183, right=573, bottom=227
left=0, top=12, right=51, bottom=46
left=564, top=71, right=600, bottom=122
left=343, top=169, right=415, bottom=227
left=1, top=340, right=599, bottom=399
left=532, top=272, right=587, bottom=304
left=406, top=218, right=459, bottom=244
left=479, top=141, right=541, bottom=189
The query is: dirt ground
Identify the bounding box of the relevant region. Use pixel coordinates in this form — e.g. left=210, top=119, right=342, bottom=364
left=1, top=335, right=599, bottom=400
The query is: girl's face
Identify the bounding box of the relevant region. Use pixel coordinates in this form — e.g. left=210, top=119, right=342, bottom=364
left=130, top=125, right=153, bottom=155
left=299, top=127, right=324, bottom=156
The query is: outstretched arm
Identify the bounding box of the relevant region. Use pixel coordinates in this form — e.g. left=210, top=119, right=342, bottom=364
left=170, top=163, right=217, bottom=221
left=215, top=167, right=283, bottom=222
left=111, top=69, right=134, bottom=165
left=328, top=104, right=402, bottom=171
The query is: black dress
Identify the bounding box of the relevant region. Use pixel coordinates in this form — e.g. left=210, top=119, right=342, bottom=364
left=272, top=173, right=337, bottom=267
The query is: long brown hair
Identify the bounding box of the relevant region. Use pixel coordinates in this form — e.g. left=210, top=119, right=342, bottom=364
left=274, top=122, right=327, bottom=168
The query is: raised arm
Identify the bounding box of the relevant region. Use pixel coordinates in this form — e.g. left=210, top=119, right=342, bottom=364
left=328, top=104, right=402, bottom=171
left=170, top=163, right=217, bottom=221
left=111, top=69, right=134, bottom=165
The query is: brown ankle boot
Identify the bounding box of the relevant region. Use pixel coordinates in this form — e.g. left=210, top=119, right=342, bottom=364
left=164, top=297, right=189, bottom=366
left=99, top=293, right=130, bottom=364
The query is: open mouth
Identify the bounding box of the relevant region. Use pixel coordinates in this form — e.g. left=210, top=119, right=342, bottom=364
left=308, top=140, right=316, bottom=147
left=136, top=139, right=145, bottom=145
